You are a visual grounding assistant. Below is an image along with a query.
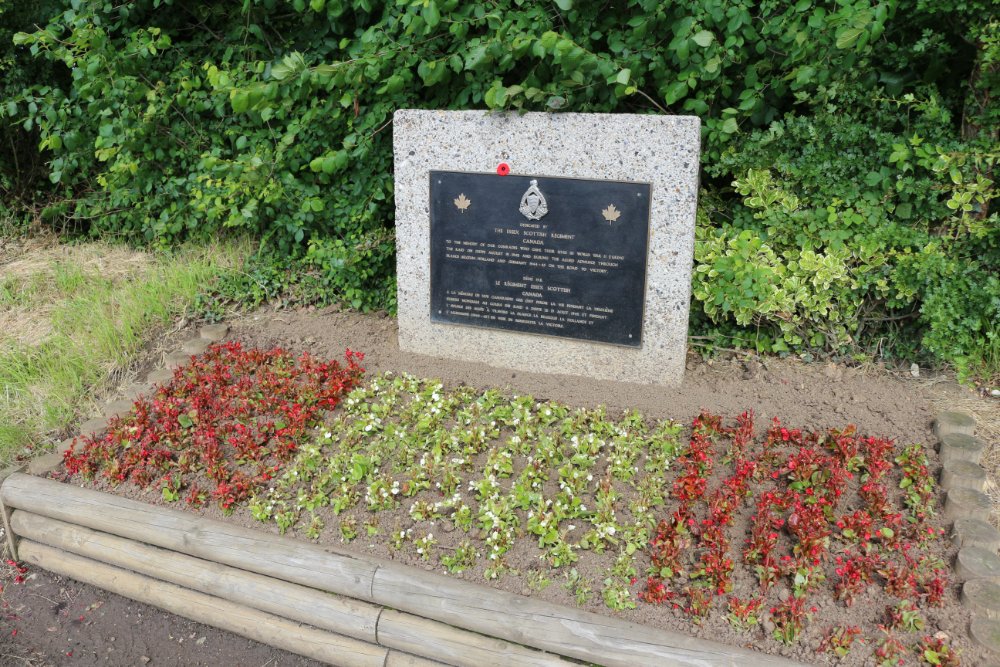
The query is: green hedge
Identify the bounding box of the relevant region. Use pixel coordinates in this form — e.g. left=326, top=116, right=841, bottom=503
left=1, top=1, right=997, bottom=379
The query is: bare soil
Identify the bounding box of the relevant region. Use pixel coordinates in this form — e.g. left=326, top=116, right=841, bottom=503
left=232, top=305, right=964, bottom=445
left=6, top=305, right=996, bottom=666
left=0, top=567, right=321, bottom=667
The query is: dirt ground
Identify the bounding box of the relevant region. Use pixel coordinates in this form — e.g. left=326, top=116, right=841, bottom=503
left=0, top=567, right=323, bottom=667
left=3, top=305, right=997, bottom=666
left=232, top=305, right=983, bottom=448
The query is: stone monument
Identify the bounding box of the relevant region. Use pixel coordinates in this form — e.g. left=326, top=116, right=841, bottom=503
left=393, top=110, right=699, bottom=386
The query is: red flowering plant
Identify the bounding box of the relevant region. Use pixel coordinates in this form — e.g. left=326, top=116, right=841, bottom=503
left=644, top=411, right=765, bottom=615
left=819, top=625, right=864, bottom=659
left=64, top=342, right=364, bottom=512
left=919, top=635, right=961, bottom=666
left=639, top=410, right=953, bottom=651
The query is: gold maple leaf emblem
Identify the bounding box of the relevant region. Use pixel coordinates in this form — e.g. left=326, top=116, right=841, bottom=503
left=602, top=203, right=621, bottom=223
left=454, top=193, right=471, bottom=212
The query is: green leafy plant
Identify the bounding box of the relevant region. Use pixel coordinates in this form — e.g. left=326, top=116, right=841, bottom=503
left=563, top=568, right=592, bottom=606
left=3, top=2, right=996, bottom=382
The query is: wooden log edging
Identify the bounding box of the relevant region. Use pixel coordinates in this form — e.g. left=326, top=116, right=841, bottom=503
left=10, top=511, right=568, bottom=667
left=17, top=540, right=418, bottom=667
left=1, top=473, right=803, bottom=667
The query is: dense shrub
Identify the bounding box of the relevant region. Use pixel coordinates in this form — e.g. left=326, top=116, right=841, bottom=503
left=0, top=0, right=65, bottom=217
left=0, top=1, right=996, bottom=378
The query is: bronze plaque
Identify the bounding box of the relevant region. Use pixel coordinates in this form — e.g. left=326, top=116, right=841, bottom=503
left=429, top=171, right=651, bottom=347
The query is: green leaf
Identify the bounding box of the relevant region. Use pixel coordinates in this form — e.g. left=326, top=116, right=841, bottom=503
left=418, top=60, right=447, bottom=86
left=230, top=90, right=249, bottom=114
left=835, top=27, right=864, bottom=49
left=382, top=74, right=405, bottom=95
left=663, top=80, right=688, bottom=105
left=692, top=30, right=714, bottom=47
left=721, top=118, right=739, bottom=134
left=554, top=0, right=573, bottom=10
left=464, top=45, right=488, bottom=70
left=178, top=414, right=194, bottom=428
left=539, top=31, right=560, bottom=51
left=615, top=68, right=631, bottom=85
left=422, top=1, right=440, bottom=28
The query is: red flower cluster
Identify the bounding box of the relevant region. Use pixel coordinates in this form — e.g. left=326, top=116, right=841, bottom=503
left=641, top=411, right=950, bottom=649
left=64, top=342, right=364, bottom=511
left=644, top=411, right=761, bottom=615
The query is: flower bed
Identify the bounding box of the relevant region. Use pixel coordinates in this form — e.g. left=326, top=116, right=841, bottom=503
left=64, top=342, right=364, bottom=510
left=57, top=350, right=979, bottom=666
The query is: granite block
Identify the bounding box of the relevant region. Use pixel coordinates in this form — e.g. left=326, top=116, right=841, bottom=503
left=393, top=110, right=699, bottom=386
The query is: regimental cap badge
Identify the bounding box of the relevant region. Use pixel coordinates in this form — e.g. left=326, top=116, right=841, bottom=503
left=519, top=179, right=548, bottom=220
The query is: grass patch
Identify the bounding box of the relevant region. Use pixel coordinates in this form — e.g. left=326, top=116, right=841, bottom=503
left=0, top=240, right=245, bottom=463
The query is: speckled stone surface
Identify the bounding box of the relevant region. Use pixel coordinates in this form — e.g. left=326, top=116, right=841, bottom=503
left=393, top=110, right=700, bottom=386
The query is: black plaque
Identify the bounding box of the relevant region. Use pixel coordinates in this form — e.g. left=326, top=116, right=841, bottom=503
left=429, top=171, right=650, bottom=347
